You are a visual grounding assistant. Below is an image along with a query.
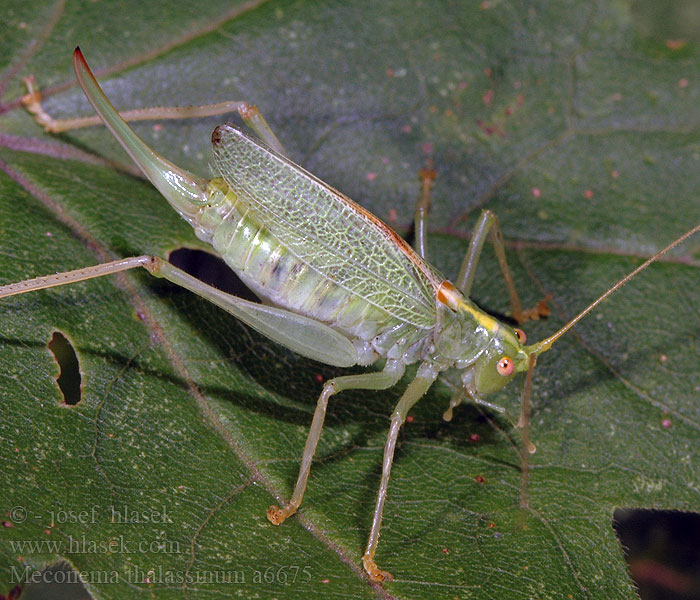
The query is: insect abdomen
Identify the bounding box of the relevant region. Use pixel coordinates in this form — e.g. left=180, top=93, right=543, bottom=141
left=194, top=184, right=426, bottom=359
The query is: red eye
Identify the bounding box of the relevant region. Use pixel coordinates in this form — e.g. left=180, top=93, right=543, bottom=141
left=497, top=357, right=515, bottom=377
left=514, top=328, right=526, bottom=343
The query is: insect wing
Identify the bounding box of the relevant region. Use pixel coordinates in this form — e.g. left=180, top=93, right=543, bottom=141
left=212, top=125, right=439, bottom=329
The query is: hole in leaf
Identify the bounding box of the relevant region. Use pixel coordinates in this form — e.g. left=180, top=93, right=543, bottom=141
left=168, top=248, right=259, bottom=302
left=614, top=508, right=700, bottom=599
left=48, top=331, right=81, bottom=405
left=21, top=560, right=91, bottom=599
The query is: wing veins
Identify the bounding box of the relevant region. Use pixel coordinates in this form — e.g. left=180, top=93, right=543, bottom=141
left=212, top=126, right=438, bottom=326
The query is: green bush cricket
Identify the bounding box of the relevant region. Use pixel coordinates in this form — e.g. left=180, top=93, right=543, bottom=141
left=4, top=48, right=699, bottom=582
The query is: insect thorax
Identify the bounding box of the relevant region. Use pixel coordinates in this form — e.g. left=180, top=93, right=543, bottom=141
left=431, top=301, right=494, bottom=367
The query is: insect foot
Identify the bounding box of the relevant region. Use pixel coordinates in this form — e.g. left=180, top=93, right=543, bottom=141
left=363, top=554, right=393, bottom=582
left=266, top=504, right=296, bottom=526
left=513, top=294, right=551, bottom=324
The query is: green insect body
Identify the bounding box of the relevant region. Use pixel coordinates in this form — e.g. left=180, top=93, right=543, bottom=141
left=194, top=132, right=439, bottom=371
left=192, top=126, right=526, bottom=387
left=3, top=48, right=698, bottom=583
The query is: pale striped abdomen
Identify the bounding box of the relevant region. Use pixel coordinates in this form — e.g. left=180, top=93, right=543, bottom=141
left=192, top=180, right=432, bottom=365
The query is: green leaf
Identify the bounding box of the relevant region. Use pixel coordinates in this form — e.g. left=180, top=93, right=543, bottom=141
left=1, top=1, right=699, bottom=598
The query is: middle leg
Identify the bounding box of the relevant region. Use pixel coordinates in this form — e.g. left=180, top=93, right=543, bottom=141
left=267, top=362, right=405, bottom=525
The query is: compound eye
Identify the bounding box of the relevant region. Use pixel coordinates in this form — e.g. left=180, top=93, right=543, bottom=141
left=514, top=328, right=527, bottom=343
left=497, top=356, right=515, bottom=377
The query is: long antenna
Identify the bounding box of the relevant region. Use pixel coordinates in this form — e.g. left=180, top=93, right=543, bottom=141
left=528, top=223, right=700, bottom=356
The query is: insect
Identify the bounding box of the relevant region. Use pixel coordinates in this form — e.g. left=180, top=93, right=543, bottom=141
left=4, top=47, right=699, bottom=582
